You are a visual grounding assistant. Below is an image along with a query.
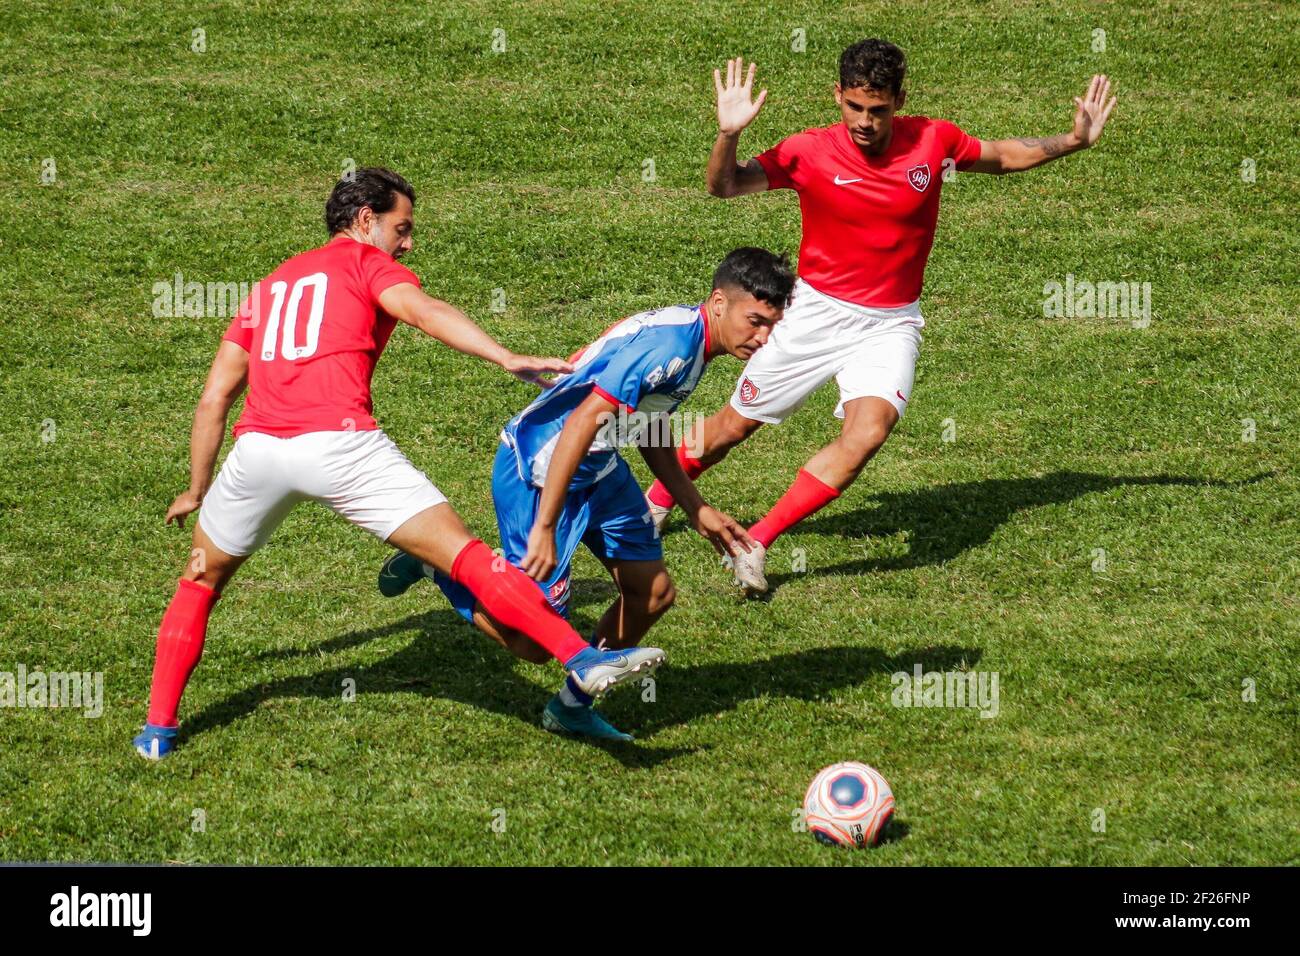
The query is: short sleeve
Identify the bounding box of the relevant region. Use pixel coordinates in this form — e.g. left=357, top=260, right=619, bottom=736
left=753, top=133, right=806, bottom=191
left=936, top=119, right=983, bottom=171
left=222, top=294, right=255, bottom=351
left=359, top=247, right=420, bottom=307
left=591, top=334, right=686, bottom=411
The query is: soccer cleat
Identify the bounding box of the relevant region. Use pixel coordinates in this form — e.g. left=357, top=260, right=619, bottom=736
left=542, top=695, right=634, bottom=742
left=725, top=540, right=768, bottom=594
left=646, top=495, right=673, bottom=535
left=564, top=645, right=665, bottom=699
left=132, top=723, right=179, bottom=761
left=378, top=550, right=426, bottom=598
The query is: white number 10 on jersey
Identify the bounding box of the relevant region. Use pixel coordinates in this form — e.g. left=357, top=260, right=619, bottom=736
left=260, top=272, right=328, bottom=361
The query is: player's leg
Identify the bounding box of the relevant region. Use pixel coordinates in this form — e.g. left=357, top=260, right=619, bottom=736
left=386, top=501, right=595, bottom=662
left=543, top=459, right=673, bottom=741
left=386, top=552, right=573, bottom=664
left=800, top=396, right=898, bottom=490
left=135, top=433, right=298, bottom=760
left=645, top=281, right=835, bottom=530
left=386, top=502, right=605, bottom=668
left=542, top=557, right=674, bottom=743
left=736, top=318, right=919, bottom=593
left=586, top=458, right=678, bottom=649
left=589, top=558, right=676, bottom=651
left=380, top=463, right=585, bottom=667
left=742, top=396, right=896, bottom=564
left=383, top=439, right=590, bottom=663
left=355, top=433, right=664, bottom=699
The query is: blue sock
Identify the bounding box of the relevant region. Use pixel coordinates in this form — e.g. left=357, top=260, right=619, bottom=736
left=559, top=674, right=593, bottom=708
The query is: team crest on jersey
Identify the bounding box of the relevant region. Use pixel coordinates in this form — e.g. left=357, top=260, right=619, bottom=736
left=907, top=163, right=931, bottom=192
left=738, top=377, right=760, bottom=405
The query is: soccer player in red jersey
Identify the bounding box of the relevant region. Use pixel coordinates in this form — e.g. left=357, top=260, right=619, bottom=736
left=645, top=40, right=1118, bottom=592
left=133, top=168, right=666, bottom=760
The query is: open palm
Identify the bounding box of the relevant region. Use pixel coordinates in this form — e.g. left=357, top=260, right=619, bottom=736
left=714, top=57, right=767, bottom=135
left=1072, top=73, right=1118, bottom=147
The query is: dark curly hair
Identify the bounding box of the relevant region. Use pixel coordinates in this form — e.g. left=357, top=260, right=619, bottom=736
left=324, top=166, right=415, bottom=235
left=839, top=39, right=906, bottom=95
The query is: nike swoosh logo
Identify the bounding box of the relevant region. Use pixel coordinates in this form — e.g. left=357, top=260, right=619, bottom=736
left=834, top=175, right=864, bottom=185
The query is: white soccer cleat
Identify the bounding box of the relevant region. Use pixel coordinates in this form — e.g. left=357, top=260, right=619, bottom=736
left=646, top=496, right=672, bottom=535
left=725, top=540, right=768, bottom=594
left=566, top=646, right=667, bottom=699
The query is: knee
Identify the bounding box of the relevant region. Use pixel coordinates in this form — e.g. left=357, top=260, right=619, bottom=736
left=714, top=410, right=762, bottom=451
left=841, top=423, right=892, bottom=466
left=642, top=575, right=677, bottom=618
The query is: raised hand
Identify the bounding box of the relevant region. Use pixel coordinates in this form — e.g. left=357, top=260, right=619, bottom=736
left=1071, top=74, right=1117, bottom=148
left=714, top=57, right=768, bottom=135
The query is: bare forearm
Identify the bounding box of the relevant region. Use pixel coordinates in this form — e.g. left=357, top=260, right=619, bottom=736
left=188, top=401, right=231, bottom=496
left=640, top=444, right=706, bottom=516
left=418, top=300, right=511, bottom=367
left=707, top=131, right=743, bottom=197
left=536, top=406, right=607, bottom=529
left=991, top=132, right=1086, bottom=173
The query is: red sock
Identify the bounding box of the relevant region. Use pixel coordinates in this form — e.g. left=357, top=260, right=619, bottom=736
left=451, top=539, right=588, bottom=664
left=146, top=579, right=219, bottom=727
left=646, top=442, right=712, bottom=508
left=750, top=469, right=841, bottom=549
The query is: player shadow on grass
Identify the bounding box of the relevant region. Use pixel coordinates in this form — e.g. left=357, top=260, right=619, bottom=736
left=762, top=470, right=1271, bottom=590
left=189, top=608, right=978, bottom=769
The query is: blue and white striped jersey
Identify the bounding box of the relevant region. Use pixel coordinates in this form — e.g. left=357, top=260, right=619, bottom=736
left=501, top=303, right=710, bottom=489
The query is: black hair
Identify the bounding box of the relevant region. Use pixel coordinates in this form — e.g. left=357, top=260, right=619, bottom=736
left=712, top=247, right=796, bottom=308
left=324, top=166, right=415, bottom=234
left=839, top=38, right=906, bottom=96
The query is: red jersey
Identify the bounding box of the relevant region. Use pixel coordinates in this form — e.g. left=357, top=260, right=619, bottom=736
left=223, top=235, right=419, bottom=438
left=755, top=116, right=982, bottom=307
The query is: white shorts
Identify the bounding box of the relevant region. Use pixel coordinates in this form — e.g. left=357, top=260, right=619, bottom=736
left=729, top=278, right=924, bottom=424
left=197, top=429, right=447, bottom=557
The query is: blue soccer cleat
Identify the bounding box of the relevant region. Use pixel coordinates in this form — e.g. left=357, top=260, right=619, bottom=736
left=378, top=550, right=427, bottom=598
left=564, top=645, right=665, bottom=699
left=132, top=723, right=179, bottom=762
left=542, top=695, right=633, bottom=742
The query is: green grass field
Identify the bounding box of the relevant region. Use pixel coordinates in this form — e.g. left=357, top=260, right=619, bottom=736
left=2, top=0, right=1297, bottom=865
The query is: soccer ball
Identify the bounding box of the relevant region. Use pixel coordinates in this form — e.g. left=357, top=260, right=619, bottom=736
left=803, top=762, right=894, bottom=848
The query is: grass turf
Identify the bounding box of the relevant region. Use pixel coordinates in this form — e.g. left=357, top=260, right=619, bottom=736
left=0, top=0, right=1297, bottom=864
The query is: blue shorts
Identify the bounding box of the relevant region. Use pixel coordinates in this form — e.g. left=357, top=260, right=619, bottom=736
left=434, top=443, right=663, bottom=621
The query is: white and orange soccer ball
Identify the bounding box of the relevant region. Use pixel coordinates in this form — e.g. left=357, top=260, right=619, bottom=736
left=803, top=762, right=895, bottom=848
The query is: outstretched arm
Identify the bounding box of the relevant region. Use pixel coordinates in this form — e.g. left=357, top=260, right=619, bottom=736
left=707, top=57, right=771, bottom=198
left=379, top=282, right=573, bottom=388
left=639, top=442, right=754, bottom=558
left=966, top=74, right=1117, bottom=175
left=166, top=340, right=248, bottom=527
